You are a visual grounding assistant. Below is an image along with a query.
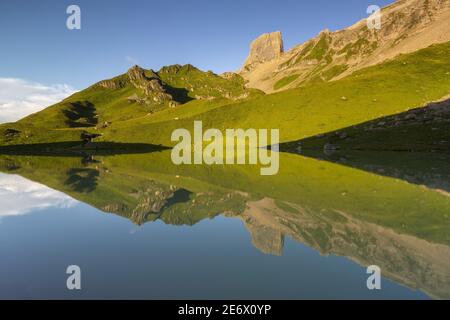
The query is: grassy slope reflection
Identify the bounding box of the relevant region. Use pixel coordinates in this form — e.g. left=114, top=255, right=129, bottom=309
left=0, top=151, right=449, bottom=298
left=298, top=150, right=450, bottom=193
left=105, top=151, right=450, bottom=245
left=0, top=154, right=246, bottom=226
left=103, top=151, right=450, bottom=299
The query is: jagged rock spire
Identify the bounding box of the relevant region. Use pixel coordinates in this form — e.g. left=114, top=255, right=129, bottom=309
left=242, top=31, right=284, bottom=71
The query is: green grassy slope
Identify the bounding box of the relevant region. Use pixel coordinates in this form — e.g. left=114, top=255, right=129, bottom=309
left=158, top=64, right=254, bottom=100
left=295, top=150, right=450, bottom=194
left=1, top=42, right=450, bottom=151
left=273, top=74, right=300, bottom=90
left=0, top=64, right=258, bottom=146
left=101, top=42, right=450, bottom=147
left=109, top=151, right=450, bottom=246
left=283, top=98, right=450, bottom=152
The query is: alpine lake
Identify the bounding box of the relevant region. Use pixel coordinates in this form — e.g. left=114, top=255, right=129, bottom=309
left=0, top=147, right=449, bottom=299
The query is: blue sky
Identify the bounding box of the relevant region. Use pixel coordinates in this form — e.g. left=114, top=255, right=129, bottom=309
left=0, top=0, right=395, bottom=88
left=0, top=0, right=394, bottom=122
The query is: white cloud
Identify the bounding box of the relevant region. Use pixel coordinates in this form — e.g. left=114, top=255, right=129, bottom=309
left=0, top=78, right=77, bottom=123
left=0, top=173, right=78, bottom=218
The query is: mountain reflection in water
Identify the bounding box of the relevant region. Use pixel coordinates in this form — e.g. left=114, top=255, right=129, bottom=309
left=0, top=150, right=448, bottom=299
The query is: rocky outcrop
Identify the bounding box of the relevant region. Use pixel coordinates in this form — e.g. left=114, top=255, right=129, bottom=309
left=242, top=31, right=284, bottom=71
left=220, top=72, right=239, bottom=80
left=98, top=79, right=121, bottom=89
left=96, top=65, right=175, bottom=106
left=89, top=63, right=252, bottom=114
left=131, top=187, right=178, bottom=225
left=126, top=65, right=173, bottom=104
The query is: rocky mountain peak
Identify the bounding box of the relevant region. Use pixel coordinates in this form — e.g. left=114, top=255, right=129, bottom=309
left=123, top=65, right=173, bottom=104
left=127, top=65, right=148, bottom=81
left=239, top=0, right=450, bottom=93
left=242, top=31, right=284, bottom=71
left=159, top=64, right=183, bottom=74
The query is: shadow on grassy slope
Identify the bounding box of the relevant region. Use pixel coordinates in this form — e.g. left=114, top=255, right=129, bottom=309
left=0, top=141, right=170, bottom=156
left=296, top=150, right=450, bottom=193
left=163, top=86, right=194, bottom=104
left=63, top=101, right=98, bottom=128
left=280, top=97, right=450, bottom=153
left=65, top=167, right=99, bottom=193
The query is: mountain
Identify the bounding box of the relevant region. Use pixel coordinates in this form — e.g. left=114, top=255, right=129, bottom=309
left=1, top=0, right=450, bottom=153
left=240, top=0, right=450, bottom=92
left=242, top=31, right=284, bottom=70
left=97, top=42, right=450, bottom=148
left=43, top=64, right=252, bottom=126
left=0, top=64, right=260, bottom=146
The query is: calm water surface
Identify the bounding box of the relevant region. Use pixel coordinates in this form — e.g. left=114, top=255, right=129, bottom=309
left=0, top=150, right=448, bottom=299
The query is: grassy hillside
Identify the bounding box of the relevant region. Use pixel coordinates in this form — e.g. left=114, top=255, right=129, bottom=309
left=101, top=42, right=450, bottom=146
left=282, top=98, right=450, bottom=152
left=0, top=64, right=258, bottom=146
left=1, top=42, right=450, bottom=151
